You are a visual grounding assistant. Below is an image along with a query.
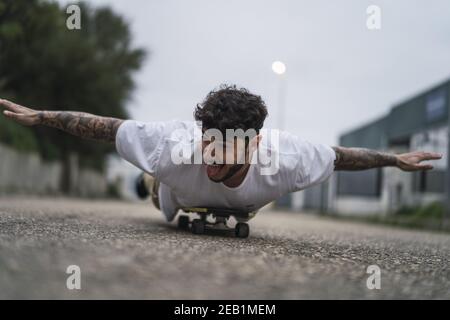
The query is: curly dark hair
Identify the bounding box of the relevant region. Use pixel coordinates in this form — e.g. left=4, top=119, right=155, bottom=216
left=194, top=84, right=268, bottom=134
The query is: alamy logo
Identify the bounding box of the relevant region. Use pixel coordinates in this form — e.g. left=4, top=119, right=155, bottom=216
left=169, top=127, right=280, bottom=175
left=366, top=5, right=381, bottom=30
left=66, top=265, right=81, bottom=290
left=366, top=265, right=381, bottom=289
left=66, top=4, right=81, bottom=30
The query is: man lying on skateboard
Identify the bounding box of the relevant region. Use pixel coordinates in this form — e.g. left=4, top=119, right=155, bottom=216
left=1, top=85, right=442, bottom=226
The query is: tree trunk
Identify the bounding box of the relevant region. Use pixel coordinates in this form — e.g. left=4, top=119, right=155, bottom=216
left=60, top=151, right=79, bottom=195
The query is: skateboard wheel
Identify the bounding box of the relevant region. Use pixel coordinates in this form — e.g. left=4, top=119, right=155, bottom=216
left=177, top=215, right=190, bottom=230
left=235, top=223, right=249, bottom=238
left=191, top=219, right=205, bottom=234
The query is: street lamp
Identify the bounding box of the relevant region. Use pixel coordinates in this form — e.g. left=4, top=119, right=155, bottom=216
left=272, top=61, right=287, bottom=130
left=272, top=61, right=286, bottom=75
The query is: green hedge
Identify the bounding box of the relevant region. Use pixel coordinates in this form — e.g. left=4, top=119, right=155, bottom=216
left=395, top=202, right=445, bottom=220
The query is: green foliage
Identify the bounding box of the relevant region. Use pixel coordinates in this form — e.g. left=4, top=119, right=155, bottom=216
left=106, top=182, right=122, bottom=199
left=395, top=202, right=444, bottom=219
left=0, top=113, right=38, bottom=152
left=334, top=201, right=448, bottom=233
left=364, top=201, right=447, bottom=232
left=0, top=0, right=146, bottom=171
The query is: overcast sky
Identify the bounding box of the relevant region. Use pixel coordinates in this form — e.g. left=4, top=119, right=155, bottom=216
left=61, top=0, right=450, bottom=145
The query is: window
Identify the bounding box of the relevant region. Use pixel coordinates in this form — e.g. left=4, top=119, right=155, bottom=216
left=337, top=168, right=382, bottom=197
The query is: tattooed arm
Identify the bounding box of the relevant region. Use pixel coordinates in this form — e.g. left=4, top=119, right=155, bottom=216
left=37, top=111, right=123, bottom=143
left=332, top=146, right=442, bottom=172
left=1, top=99, right=123, bottom=143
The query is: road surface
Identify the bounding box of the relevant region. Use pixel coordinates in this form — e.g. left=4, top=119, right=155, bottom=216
left=0, top=196, right=448, bottom=299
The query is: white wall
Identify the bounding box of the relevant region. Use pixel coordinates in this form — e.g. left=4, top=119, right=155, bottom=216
left=0, top=143, right=107, bottom=196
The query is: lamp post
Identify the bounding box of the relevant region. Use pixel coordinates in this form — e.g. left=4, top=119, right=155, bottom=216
left=272, top=61, right=291, bottom=209
left=272, top=61, right=287, bottom=130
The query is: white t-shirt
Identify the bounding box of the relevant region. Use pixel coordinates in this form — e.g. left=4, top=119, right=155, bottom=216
left=115, top=120, right=336, bottom=221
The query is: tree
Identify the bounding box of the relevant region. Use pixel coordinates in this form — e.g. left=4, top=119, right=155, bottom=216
left=0, top=0, right=146, bottom=192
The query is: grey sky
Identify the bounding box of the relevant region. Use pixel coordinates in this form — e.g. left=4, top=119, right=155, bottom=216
left=62, top=0, right=450, bottom=145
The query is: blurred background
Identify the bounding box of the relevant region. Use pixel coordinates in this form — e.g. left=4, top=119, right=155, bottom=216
left=1, top=0, right=449, bottom=230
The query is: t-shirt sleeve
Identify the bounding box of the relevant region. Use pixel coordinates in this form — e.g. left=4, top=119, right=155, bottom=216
left=280, top=133, right=336, bottom=191
left=297, top=142, right=335, bottom=190
left=115, top=120, right=166, bottom=176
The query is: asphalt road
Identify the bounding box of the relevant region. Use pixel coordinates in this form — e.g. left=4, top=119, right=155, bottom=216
left=0, top=196, right=448, bottom=299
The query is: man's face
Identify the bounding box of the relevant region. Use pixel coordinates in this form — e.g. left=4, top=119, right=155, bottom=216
left=202, top=137, right=247, bottom=183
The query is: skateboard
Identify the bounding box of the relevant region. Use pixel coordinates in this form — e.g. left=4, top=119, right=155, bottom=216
left=177, top=207, right=256, bottom=238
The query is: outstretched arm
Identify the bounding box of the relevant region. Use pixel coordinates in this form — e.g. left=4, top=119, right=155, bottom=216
left=332, top=146, right=442, bottom=172
left=1, top=99, right=123, bottom=143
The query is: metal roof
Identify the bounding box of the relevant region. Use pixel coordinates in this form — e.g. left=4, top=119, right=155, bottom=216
left=339, top=78, right=450, bottom=146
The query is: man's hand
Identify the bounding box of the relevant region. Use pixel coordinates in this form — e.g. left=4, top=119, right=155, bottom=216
left=1, top=99, right=41, bottom=126
left=396, top=151, right=442, bottom=171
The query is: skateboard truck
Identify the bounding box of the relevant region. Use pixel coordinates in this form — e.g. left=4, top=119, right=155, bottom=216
left=177, top=207, right=255, bottom=238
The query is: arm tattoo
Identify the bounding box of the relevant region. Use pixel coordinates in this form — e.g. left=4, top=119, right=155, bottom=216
left=332, top=146, right=398, bottom=171
left=38, top=111, right=124, bottom=143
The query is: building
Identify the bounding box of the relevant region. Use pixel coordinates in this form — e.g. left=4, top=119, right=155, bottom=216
left=281, top=78, right=449, bottom=216
left=332, top=78, right=449, bottom=216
